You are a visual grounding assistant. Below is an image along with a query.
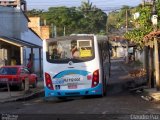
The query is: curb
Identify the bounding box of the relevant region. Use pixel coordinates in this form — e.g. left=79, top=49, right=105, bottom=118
left=0, top=89, right=44, bottom=103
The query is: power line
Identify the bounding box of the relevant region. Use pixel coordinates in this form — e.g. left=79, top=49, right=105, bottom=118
left=26, top=0, right=141, bottom=8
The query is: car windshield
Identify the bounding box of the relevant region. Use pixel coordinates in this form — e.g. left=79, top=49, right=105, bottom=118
left=0, top=67, right=18, bottom=75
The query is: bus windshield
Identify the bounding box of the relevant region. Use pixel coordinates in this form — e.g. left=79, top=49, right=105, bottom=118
left=46, top=38, right=95, bottom=63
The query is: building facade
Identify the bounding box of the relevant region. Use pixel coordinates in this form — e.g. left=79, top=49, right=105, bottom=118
left=0, top=6, right=42, bottom=76
left=28, top=17, right=50, bottom=40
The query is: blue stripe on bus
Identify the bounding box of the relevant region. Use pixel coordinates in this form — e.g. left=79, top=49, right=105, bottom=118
left=44, top=84, right=103, bottom=97
left=53, top=69, right=90, bottom=78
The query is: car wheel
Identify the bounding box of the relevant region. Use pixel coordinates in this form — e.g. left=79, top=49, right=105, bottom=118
left=19, top=81, right=25, bottom=91
left=32, top=79, right=37, bottom=88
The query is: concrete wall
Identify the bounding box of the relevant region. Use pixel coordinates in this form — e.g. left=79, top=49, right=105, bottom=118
left=117, top=47, right=126, bottom=57
left=135, top=50, right=144, bottom=63
left=28, top=17, right=41, bottom=37
left=0, top=6, right=43, bottom=74
left=0, top=49, right=7, bottom=67
left=28, top=17, right=50, bottom=40
left=40, top=26, right=50, bottom=40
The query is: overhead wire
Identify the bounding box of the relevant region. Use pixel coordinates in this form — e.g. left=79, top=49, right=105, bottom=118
left=25, top=0, right=140, bottom=12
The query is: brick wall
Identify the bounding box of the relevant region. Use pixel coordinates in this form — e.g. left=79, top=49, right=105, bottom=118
left=40, top=26, right=50, bottom=40
left=28, top=17, right=49, bottom=40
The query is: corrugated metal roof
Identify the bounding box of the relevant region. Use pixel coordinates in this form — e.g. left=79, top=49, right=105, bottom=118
left=0, top=36, right=41, bottom=48
left=144, top=30, right=160, bottom=42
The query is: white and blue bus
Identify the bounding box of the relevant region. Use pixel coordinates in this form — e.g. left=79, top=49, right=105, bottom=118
left=43, top=34, right=110, bottom=98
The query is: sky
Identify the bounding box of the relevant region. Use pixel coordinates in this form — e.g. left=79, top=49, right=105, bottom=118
left=26, top=0, right=142, bottom=11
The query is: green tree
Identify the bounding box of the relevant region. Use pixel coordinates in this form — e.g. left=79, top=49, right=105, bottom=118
left=26, top=9, right=44, bottom=17
left=107, top=6, right=133, bottom=32
left=157, top=0, right=160, bottom=28
left=124, top=5, right=153, bottom=48
left=80, top=0, right=95, bottom=13
left=26, top=2, right=107, bottom=36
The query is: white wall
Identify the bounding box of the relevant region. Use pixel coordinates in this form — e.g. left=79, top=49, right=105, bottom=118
left=117, top=47, right=126, bottom=57
left=21, top=29, right=42, bottom=47
left=21, top=29, right=43, bottom=74
left=135, top=50, right=144, bottom=63
left=23, top=48, right=42, bottom=74
left=0, top=6, right=43, bottom=75
left=0, top=6, right=28, bottom=38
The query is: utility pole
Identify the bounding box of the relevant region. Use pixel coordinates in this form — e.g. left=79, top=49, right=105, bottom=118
left=148, top=0, right=155, bottom=88
left=51, top=24, right=54, bottom=38
left=54, top=26, right=57, bottom=38
left=125, top=9, right=129, bottom=63
left=51, top=24, right=57, bottom=38
left=125, top=9, right=128, bottom=33
left=152, top=0, right=160, bottom=91
left=63, top=26, right=66, bottom=36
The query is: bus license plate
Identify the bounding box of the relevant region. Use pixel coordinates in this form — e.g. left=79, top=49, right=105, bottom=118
left=68, top=84, right=77, bottom=89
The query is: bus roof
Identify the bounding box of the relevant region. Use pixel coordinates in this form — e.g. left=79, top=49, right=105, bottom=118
left=46, top=34, right=108, bottom=42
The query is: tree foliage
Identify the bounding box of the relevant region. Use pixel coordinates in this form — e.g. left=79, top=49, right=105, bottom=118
left=124, top=1, right=160, bottom=48
left=107, top=6, right=133, bottom=31
left=124, top=5, right=152, bottom=47
left=26, top=1, right=107, bottom=36
left=107, top=1, right=160, bottom=48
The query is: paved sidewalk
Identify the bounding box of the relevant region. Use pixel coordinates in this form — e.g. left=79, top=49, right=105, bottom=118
left=107, top=58, right=137, bottom=95
left=0, top=78, right=44, bottom=103
left=111, top=57, right=160, bottom=102
left=109, top=58, right=132, bottom=85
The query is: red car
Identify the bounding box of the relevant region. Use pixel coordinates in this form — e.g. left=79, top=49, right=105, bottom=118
left=0, top=65, right=38, bottom=90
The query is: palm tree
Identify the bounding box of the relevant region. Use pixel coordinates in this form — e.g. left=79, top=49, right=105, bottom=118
left=80, top=0, right=95, bottom=12
left=79, top=0, right=96, bottom=18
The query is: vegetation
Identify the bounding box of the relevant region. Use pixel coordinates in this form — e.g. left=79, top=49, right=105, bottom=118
left=124, top=1, right=160, bottom=48
left=107, top=1, right=160, bottom=48
left=124, top=5, right=152, bottom=48
left=27, top=0, right=160, bottom=45
left=107, top=5, right=133, bottom=31
left=26, top=0, right=107, bottom=36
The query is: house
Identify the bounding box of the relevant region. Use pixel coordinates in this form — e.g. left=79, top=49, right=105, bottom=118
left=109, top=36, right=136, bottom=58
left=0, top=6, right=43, bottom=77
left=28, top=17, right=50, bottom=40
left=143, top=30, right=160, bottom=90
